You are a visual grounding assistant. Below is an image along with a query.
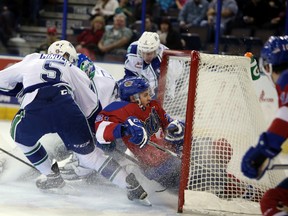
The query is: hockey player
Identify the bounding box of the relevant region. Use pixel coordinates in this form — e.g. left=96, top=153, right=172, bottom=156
left=0, top=40, right=150, bottom=204
left=95, top=76, right=184, bottom=188
left=241, top=35, right=288, bottom=216
left=58, top=53, right=119, bottom=179
left=124, top=31, right=168, bottom=98
left=77, top=53, right=118, bottom=110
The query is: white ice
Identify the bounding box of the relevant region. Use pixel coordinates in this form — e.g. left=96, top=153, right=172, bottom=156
left=0, top=120, right=183, bottom=216
left=2, top=118, right=287, bottom=216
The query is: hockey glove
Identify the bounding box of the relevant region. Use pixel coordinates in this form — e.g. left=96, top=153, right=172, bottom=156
left=165, top=120, right=185, bottom=146
left=123, top=117, right=148, bottom=148
left=241, top=132, right=283, bottom=179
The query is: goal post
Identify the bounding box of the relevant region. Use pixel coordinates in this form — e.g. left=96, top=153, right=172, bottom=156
left=158, top=50, right=285, bottom=215
left=159, top=50, right=198, bottom=213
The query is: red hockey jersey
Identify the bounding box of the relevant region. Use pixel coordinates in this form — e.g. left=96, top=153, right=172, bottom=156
left=95, top=100, right=176, bottom=167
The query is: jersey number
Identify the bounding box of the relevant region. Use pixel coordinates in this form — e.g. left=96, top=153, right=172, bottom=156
left=41, top=60, right=64, bottom=82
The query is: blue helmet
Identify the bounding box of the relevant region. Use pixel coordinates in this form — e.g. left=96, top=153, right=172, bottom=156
left=118, top=77, right=150, bottom=101
left=77, top=53, right=95, bottom=79
left=261, top=36, right=288, bottom=67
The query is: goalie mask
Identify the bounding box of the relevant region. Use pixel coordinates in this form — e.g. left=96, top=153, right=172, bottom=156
left=259, top=36, right=288, bottom=80
left=77, top=53, right=95, bottom=79
left=48, top=40, right=78, bottom=65
left=118, top=77, right=151, bottom=108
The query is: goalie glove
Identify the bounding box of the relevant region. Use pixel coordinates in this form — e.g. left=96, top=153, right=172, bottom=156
left=165, top=120, right=185, bottom=146
left=123, top=116, right=148, bottom=148
left=241, top=132, right=283, bottom=179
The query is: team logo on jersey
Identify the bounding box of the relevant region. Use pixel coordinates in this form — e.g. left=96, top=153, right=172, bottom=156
left=143, top=108, right=161, bottom=137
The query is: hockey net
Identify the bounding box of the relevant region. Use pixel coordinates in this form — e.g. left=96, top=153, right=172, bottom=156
left=158, top=50, right=285, bottom=215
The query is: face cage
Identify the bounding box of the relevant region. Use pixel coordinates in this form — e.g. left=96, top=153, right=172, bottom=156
left=131, top=87, right=153, bottom=109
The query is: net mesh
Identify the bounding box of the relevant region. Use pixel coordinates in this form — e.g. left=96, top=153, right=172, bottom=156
left=160, top=52, right=285, bottom=214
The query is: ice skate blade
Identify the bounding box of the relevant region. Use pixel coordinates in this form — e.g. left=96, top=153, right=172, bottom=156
left=132, top=197, right=152, bottom=206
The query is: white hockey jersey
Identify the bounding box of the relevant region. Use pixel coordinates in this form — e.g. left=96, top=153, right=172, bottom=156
left=0, top=53, right=99, bottom=117
left=90, top=64, right=118, bottom=109
left=124, top=42, right=168, bottom=94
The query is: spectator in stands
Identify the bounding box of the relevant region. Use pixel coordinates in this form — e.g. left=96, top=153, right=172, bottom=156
left=96, top=13, right=133, bottom=60
left=0, top=4, right=17, bottom=47
left=239, top=0, right=285, bottom=34
left=76, top=16, right=105, bottom=61
left=133, top=0, right=157, bottom=21
left=157, top=18, right=184, bottom=50
left=145, top=15, right=158, bottom=33
left=28, top=0, right=43, bottom=25
left=155, top=0, right=176, bottom=14
left=178, top=0, right=209, bottom=31
left=90, top=0, right=119, bottom=23
left=35, top=26, right=59, bottom=54
left=175, top=0, right=188, bottom=10
left=115, top=0, right=134, bottom=26
left=200, top=0, right=238, bottom=39
left=130, top=14, right=158, bottom=42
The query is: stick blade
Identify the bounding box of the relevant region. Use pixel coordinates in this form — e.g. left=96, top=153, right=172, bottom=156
left=256, top=158, right=270, bottom=180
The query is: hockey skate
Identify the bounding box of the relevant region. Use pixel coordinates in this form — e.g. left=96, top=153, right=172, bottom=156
left=58, top=153, right=95, bottom=181
left=36, top=162, right=65, bottom=190
left=126, top=173, right=151, bottom=206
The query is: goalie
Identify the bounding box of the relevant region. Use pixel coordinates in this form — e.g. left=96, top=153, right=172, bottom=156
left=241, top=35, right=288, bottom=216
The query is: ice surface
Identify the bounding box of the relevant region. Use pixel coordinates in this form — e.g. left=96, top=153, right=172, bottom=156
left=0, top=121, right=182, bottom=216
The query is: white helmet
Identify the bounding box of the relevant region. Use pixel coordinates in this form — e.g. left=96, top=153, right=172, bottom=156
left=137, top=31, right=160, bottom=54
left=47, top=40, right=77, bottom=64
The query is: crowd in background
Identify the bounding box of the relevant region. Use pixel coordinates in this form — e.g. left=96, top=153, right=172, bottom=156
left=0, top=0, right=286, bottom=60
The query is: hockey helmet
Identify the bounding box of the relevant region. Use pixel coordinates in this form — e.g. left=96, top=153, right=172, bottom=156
left=137, top=31, right=160, bottom=54
left=47, top=40, right=77, bottom=65
left=260, top=36, right=288, bottom=77
left=261, top=36, right=288, bottom=67
left=118, top=77, right=150, bottom=102
left=77, top=53, right=95, bottom=79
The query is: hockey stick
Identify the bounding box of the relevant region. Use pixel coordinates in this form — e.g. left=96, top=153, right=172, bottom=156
left=269, top=164, right=288, bottom=170
left=0, top=147, right=36, bottom=170
left=257, top=158, right=288, bottom=180
left=147, top=141, right=181, bottom=159
left=114, top=146, right=168, bottom=193
left=114, top=148, right=140, bottom=165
